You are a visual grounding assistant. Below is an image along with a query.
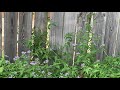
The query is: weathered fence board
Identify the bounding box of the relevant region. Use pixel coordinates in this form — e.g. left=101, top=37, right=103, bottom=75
left=104, top=12, right=120, bottom=57
left=18, top=12, right=32, bottom=56
left=50, top=12, right=65, bottom=49
left=4, top=12, right=18, bottom=61
left=116, top=15, right=120, bottom=56
left=92, top=12, right=106, bottom=60
left=63, top=12, right=78, bottom=39
left=77, top=12, right=88, bottom=32
left=34, top=12, right=48, bottom=48
left=76, top=12, right=88, bottom=54
left=1, top=12, right=120, bottom=61
left=34, top=12, right=48, bottom=32
left=0, top=12, right=2, bottom=56
left=76, top=12, right=86, bottom=34
left=63, top=12, right=79, bottom=64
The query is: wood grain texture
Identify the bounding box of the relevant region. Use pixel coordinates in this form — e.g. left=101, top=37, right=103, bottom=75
left=76, top=12, right=89, bottom=52
left=34, top=12, right=48, bottom=32
left=77, top=12, right=88, bottom=32
left=18, top=12, right=32, bottom=56
left=116, top=14, right=120, bottom=56
left=4, top=12, right=18, bottom=62
left=63, top=12, right=78, bottom=50
left=63, top=12, right=78, bottom=63
left=49, top=12, right=64, bottom=49
left=2, top=12, right=120, bottom=61
left=104, top=12, right=120, bottom=57
left=92, top=12, right=106, bottom=60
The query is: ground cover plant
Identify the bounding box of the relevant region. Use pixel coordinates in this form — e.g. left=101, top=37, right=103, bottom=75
left=0, top=15, right=120, bottom=78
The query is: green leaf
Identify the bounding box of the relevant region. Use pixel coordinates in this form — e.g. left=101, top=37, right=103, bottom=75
left=0, top=67, right=4, bottom=73
left=0, top=60, right=3, bottom=66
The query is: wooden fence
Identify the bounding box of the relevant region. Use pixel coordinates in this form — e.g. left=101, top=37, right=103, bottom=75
left=0, top=12, right=120, bottom=62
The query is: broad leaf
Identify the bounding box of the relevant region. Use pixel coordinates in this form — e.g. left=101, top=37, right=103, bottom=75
left=0, top=67, right=4, bottom=73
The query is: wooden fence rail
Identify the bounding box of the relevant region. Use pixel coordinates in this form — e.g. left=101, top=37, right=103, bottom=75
left=0, top=12, right=120, bottom=62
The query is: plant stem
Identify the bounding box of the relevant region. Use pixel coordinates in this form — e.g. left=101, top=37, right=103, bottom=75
left=72, top=25, right=77, bottom=66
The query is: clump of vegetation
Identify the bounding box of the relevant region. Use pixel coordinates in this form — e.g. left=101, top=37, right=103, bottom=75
left=0, top=14, right=120, bottom=78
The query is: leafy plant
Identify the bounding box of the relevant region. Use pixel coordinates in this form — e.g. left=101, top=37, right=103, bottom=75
left=1, top=14, right=120, bottom=78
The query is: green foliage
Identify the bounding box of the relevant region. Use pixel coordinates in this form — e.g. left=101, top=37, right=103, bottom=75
left=0, top=52, right=80, bottom=78
left=1, top=15, right=120, bottom=78
left=80, top=56, right=120, bottom=78
left=48, top=18, right=57, bottom=29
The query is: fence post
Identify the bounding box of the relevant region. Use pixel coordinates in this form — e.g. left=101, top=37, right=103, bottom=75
left=4, top=12, right=18, bottom=62
left=18, top=12, right=32, bottom=56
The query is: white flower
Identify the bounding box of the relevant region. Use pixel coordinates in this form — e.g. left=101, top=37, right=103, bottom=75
left=41, top=71, right=45, bottom=74
left=72, top=43, right=77, bottom=47
left=96, top=60, right=100, bottom=62
left=30, top=61, right=37, bottom=65
left=5, top=60, right=9, bottom=63
left=48, top=72, right=52, bottom=75
left=43, top=60, right=49, bottom=64
left=81, top=63, right=85, bottom=68
left=65, top=73, right=69, bottom=76
left=50, top=48, right=52, bottom=51
left=77, top=76, right=80, bottom=78
left=35, top=58, right=39, bottom=61
left=21, top=51, right=26, bottom=55
left=76, top=52, right=80, bottom=55
left=14, top=72, right=17, bottom=75
left=8, top=77, right=12, bottom=78
left=13, top=56, right=20, bottom=61
left=32, top=72, right=35, bottom=75
left=34, top=74, right=38, bottom=77
left=8, top=75, right=13, bottom=78
left=23, top=64, right=26, bottom=66
left=59, top=76, right=64, bottom=78
left=13, top=58, right=16, bottom=61
left=27, top=50, right=31, bottom=54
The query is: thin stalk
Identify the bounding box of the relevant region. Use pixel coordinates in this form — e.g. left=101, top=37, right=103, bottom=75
left=72, top=25, right=77, bottom=66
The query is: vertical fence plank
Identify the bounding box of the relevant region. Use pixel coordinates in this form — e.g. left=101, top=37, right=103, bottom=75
left=4, top=12, right=18, bottom=62
left=34, top=12, right=48, bottom=32
left=76, top=12, right=88, bottom=53
left=104, top=12, right=120, bottom=57
left=92, top=12, right=106, bottom=60
left=77, top=12, right=88, bottom=32
left=0, top=12, right=2, bottom=56
left=63, top=12, right=78, bottom=65
left=18, top=12, right=32, bottom=56
left=76, top=12, right=89, bottom=53
left=50, top=12, right=78, bottom=48
left=34, top=12, right=48, bottom=48
left=63, top=12, right=78, bottom=53
left=116, top=14, right=120, bottom=56
left=110, top=12, right=120, bottom=57
left=63, top=12, right=78, bottom=39
left=49, top=12, right=65, bottom=49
